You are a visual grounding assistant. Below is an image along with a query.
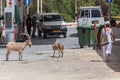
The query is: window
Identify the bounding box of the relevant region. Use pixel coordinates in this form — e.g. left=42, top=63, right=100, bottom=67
left=91, top=10, right=101, bottom=17
left=5, top=12, right=12, bottom=29
left=80, top=10, right=90, bottom=18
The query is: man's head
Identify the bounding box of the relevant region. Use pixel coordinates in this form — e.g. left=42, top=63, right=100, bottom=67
left=105, top=23, right=110, bottom=27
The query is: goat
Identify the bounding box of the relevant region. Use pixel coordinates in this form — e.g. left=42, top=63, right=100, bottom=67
left=52, top=42, right=64, bottom=57
left=6, top=33, right=32, bottom=61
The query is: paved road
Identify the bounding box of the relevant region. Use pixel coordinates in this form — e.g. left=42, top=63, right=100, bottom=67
left=0, top=26, right=79, bottom=58
left=0, top=26, right=120, bottom=80
left=31, top=26, right=79, bottom=49
left=0, top=46, right=120, bottom=80
left=0, top=26, right=120, bottom=57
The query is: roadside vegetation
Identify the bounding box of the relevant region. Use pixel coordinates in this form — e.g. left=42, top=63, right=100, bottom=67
left=29, top=0, right=120, bottom=21
left=2, top=0, right=120, bottom=21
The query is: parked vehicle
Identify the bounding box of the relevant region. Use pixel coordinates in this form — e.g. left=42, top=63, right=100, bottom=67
left=37, top=13, right=67, bottom=38
left=77, top=6, right=105, bottom=27
left=110, top=18, right=116, bottom=26
left=77, top=6, right=105, bottom=48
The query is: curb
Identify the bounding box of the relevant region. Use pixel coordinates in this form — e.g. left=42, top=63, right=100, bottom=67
left=66, top=22, right=77, bottom=27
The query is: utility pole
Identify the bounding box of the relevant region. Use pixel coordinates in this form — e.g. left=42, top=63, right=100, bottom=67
left=0, top=0, right=2, bottom=16
left=106, top=0, right=112, bottom=23
left=27, top=5, right=29, bottom=15
left=108, top=3, right=112, bottom=22
left=40, top=0, right=42, bottom=14
left=17, top=0, right=24, bottom=37
left=37, top=0, right=39, bottom=14
left=0, top=0, right=3, bottom=27
left=37, top=0, right=42, bottom=14
left=75, top=0, right=77, bottom=22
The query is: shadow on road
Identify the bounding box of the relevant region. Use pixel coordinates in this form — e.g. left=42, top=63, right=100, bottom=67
left=31, top=36, right=63, bottom=45
left=112, top=27, right=120, bottom=39
left=96, top=41, right=120, bottom=72
left=69, top=33, right=78, bottom=37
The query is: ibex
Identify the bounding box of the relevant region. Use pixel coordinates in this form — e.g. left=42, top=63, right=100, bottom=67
left=6, top=33, right=32, bottom=61
left=52, top=42, right=64, bottom=57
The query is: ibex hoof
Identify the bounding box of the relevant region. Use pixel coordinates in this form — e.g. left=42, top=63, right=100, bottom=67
left=6, top=58, right=8, bottom=61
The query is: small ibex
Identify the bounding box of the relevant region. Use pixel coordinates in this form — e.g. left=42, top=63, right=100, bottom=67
left=6, top=33, right=32, bottom=61
left=52, top=42, right=64, bottom=57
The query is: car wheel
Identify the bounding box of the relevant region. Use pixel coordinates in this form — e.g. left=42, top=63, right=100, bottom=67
left=88, top=44, right=91, bottom=47
left=43, top=33, right=47, bottom=38
left=63, top=34, right=67, bottom=38
left=38, top=33, right=42, bottom=37
left=80, top=45, right=83, bottom=48
left=38, top=29, right=42, bottom=37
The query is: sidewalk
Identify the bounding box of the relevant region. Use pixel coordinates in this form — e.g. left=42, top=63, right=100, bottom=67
left=0, top=46, right=120, bottom=80
left=66, top=22, right=77, bottom=27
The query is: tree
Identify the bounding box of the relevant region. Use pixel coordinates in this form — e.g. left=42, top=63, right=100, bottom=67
left=29, top=0, right=101, bottom=21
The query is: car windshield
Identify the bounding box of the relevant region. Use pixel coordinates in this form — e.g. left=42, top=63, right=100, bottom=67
left=43, top=15, right=63, bottom=22
left=91, top=9, right=101, bottom=17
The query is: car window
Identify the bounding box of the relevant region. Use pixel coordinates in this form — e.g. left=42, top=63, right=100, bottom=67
left=80, top=10, right=90, bottom=18
left=43, top=15, right=63, bottom=22
left=91, top=9, right=101, bottom=17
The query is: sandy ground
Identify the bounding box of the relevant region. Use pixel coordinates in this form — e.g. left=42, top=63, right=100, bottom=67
left=0, top=48, right=120, bottom=80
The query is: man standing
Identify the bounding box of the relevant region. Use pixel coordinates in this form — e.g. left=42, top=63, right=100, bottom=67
left=32, top=16, right=37, bottom=37
left=26, top=14, right=32, bottom=36
left=100, top=24, right=115, bottom=62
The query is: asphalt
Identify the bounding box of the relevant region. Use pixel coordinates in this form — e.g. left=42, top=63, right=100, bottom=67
left=1, top=45, right=120, bottom=79
left=0, top=28, right=120, bottom=80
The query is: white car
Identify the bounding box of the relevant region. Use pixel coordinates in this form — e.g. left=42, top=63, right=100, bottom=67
left=37, top=13, right=67, bottom=38
left=77, top=6, right=105, bottom=27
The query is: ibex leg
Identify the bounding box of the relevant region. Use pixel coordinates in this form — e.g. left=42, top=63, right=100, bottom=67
left=6, top=50, right=10, bottom=61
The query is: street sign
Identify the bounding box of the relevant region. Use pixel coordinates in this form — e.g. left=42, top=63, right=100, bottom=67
left=106, top=0, right=112, bottom=2
left=5, top=12, right=12, bottom=29
left=4, top=7, right=14, bottom=30
left=24, top=0, right=30, bottom=5
left=7, top=0, right=14, bottom=7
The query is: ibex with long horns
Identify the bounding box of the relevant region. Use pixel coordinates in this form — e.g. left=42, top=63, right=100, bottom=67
left=6, top=33, right=32, bottom=61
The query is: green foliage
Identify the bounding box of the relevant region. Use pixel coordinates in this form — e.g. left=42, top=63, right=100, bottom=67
left=61, top=13, right=73, bottom=22
left=112, top=4, right=119, bottom=16
left=29, top=0, right=120, bottom=21
left=2, top=0, right=120, bottom=21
